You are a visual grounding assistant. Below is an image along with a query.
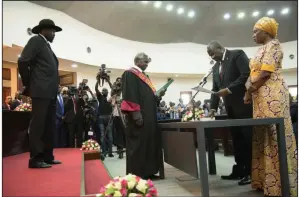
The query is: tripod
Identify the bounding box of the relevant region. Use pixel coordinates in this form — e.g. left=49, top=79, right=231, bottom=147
left=99, top=101, right=126, bottom=160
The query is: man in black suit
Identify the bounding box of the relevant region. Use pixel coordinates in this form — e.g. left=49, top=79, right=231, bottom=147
left=54, top=86, right=66, bottom=148
left=207, top=41, right=253, bottom=185
left=64, top=87, right=85, bottom=148
left=18, top=19, right=62, bottom=168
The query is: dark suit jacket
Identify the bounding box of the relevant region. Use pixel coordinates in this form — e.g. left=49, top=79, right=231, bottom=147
left=11, top=100, right=21, bottom=110
left=18, top=35, right=59, bottom=99
left=210, top=49, right=250, bottom=109
left=2, top=103, right=10, bottom=110
left=64, top=96, right=85, bottom=123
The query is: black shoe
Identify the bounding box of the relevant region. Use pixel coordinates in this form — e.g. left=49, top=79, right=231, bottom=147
left=108, top=153, right=114, bottom=157
left=45, top=160, right=62, bottom=165
left=142, top=175, right=160, bottom=180
left=119, top=152, right=124, bottom=159
left=238, top=176, right=251, bottom=185
left=29, top=161, right=52, bottom=169
left=221, top=165, right=243, bottom=180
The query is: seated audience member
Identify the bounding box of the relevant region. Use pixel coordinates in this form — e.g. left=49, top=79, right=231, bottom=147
left=11, top=91, right=22, bottom=110
left=290, top=94, right=298, bottom=145
left=177, top=98, right=186, bottom=118
left=244, top=17, right=297, bottom=196
left=3, top=96, right=12, bottom=110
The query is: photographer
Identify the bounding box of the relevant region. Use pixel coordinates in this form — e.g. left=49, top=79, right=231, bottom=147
left=111, top=77, right=126, bottom=159
left=64, top=86, right=85, bottom=148
left=95, top=81, right=113, bottom=157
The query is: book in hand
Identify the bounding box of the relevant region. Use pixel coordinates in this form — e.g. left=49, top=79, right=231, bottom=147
left=191, top=86, right=215, bottom=94
left=156, top=78, right=174, bottom=97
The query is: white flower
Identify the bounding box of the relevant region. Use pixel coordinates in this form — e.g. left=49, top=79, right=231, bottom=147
left=96, top=194, right=102, bottom=197
left=127, top=180, right=136, bottom=189
left=136, top=180, right=147, bottom=194
left=128, top=193, right=138, bottom=197
left=113, top=191, right=122, bottom=197
left=113, top=181, right=122, bottom=190
left=124, top=173, right=135, bottom=181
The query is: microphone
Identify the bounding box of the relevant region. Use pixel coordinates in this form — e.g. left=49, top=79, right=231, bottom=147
left=199, top=67, right=214, bottom=86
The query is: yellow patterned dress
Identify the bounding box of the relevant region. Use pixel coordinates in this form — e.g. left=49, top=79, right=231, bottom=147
left=250, top=39, right=297, bottom=196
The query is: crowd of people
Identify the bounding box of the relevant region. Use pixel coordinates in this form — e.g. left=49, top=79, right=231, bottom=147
left=9, top=15, right=298, bottom=197
left=157, top=98, right=227, bottom=120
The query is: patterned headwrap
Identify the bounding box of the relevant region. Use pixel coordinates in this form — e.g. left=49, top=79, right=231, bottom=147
left=254, top=17, right=279, bottom=38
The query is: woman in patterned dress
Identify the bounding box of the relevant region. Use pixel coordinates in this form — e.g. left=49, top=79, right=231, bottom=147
left=244, top=17, right=297, bottom=197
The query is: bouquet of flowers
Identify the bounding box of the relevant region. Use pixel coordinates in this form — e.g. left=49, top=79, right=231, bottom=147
left=182, top=108, right=204, bottom=122
left=14, top=103, right=32, bottom=112
left=80, top=139, right=100, bottom=151
left=194, top=108, right=204, bottom=120
left=96, top=174, right=158, bottom=197
left=182, top=111, right=193, bottom=122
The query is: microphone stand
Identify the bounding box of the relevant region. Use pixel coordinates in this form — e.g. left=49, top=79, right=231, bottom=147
left=189, top=79, right=208, bottom=121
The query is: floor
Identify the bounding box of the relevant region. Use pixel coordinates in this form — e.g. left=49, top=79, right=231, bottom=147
left=103, top=150, right=264, bottom=197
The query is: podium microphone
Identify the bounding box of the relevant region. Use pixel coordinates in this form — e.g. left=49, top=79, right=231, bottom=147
left=199, top=66, right=214, bottom=86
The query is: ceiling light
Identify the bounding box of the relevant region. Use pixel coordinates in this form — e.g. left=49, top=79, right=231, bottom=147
left=154, top=1, right=162, bottom=8
left=281, top=8, right=289, bottom=15
left=237, top=12, right=245, bottom=19
left=166, top=4, right=173, bottom=11
left=223, top=13, right=230, bottom=20
left=177, top=7, right=184, bottom=15
left=71, top=64, right=78, bottom=68
left=17, top=54, right=21, bottom=58
left=267, top=9, right=275, bottom=16
left=252, top=11, right=259, bottom=17
left=187, top=10, right=195, bottom=18
left=141, top=1, right=149, bottom=4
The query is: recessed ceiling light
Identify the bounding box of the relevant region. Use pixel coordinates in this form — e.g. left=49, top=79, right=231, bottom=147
left=237, top=12, right=245, bottom=19
left=252, top=11, right=260, bottom=17
left=177, top=7, right=184, bottom=15
left=223, top=13, right=230, bottom=20
left=154, top=1, right=162, bottom=8
left=71, top=64, right=78, bottom=68
left=17, top=54, right=21, bottom=58
left=187, top=10, right=195, bottom=18
left=166, top=4, right=173, bottom=11
left=281, top=8, right=289, bottom=15
left=141, top=1, right=149, bottom=4
left=267, top=9, right=275, bottom=16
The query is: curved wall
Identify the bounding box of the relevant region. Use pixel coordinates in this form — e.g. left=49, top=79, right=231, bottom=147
left=3, top=1, right=298, bottom=74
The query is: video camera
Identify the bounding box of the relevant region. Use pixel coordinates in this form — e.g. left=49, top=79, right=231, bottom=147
left=78, top=79, right=89, bottom=91
left=111, top=77, right=122, bottom=97
left=96, top=64, right=111, bottom=87
left=67, top=85, right=78, bottom=96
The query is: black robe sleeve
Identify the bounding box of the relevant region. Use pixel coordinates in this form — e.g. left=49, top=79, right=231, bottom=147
left=121, top=71, right=141, bottom=112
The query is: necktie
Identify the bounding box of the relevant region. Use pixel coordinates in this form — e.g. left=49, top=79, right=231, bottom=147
left=59, top=95, right=64, bottom=115
left=72, top=96, right=77, bottom=114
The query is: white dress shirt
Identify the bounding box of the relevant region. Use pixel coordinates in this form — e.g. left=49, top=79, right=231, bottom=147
left=219, top=49, right=232, bottom=94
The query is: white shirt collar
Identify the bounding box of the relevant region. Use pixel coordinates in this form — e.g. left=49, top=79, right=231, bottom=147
left=222, top=49, right=227, bottom=61
left=133, top=65, right=143, bottom=72
left=39, top=34, right=49, bottom=44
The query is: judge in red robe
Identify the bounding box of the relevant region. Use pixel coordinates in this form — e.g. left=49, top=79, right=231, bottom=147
left=121, top=53, right=165, bottom=180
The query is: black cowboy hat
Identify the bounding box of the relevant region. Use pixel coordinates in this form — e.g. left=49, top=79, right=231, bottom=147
left=31, top=19, right=62, bottom=34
